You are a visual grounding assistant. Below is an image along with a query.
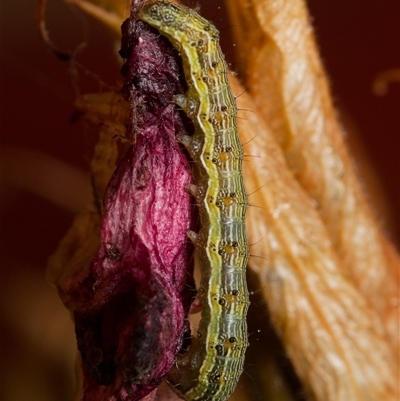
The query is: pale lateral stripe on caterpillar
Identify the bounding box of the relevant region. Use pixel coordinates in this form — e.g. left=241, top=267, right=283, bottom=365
left=138, top=2, right=250, bottom=401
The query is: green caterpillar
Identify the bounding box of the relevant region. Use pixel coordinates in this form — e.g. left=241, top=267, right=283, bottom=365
left=138, top=3, right=250, bottom=400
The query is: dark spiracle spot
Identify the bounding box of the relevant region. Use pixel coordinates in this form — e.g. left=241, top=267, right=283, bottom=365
left=215, top=344, right=223, bottom=355
left=232, top=289, right=239, bottom=296
left=218, top=298, right=226, bottom=306
left=229, top=336, right=236, bottom=343
left=211, top=371, right=221, bottom=382
left=221, top=105, right=227, bottom=112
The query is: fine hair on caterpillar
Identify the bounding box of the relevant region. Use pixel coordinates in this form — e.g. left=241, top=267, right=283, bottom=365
left=138, top=2, right=250, bottom=401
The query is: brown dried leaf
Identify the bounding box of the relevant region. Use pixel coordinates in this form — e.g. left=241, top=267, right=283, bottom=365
left=231, top=76, right=398, bottom=401
left=47, top=93, right=125, bottom=309
left=226, top=0, right=399, bottom=347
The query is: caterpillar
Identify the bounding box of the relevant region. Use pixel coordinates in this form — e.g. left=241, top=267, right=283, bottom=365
left=138, top=2, right=250, bottom=401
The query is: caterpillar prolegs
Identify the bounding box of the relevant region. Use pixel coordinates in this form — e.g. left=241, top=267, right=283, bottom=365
left=138, top=2, right=250, bottom=400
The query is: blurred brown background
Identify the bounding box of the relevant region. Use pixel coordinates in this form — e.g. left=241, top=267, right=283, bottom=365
left=1, top=1, right=399, bottom=400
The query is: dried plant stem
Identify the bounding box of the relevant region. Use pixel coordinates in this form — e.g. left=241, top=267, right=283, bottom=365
left=226, top=0, right=399, bottom=350
left=230, top=75, right=398, bottom=401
